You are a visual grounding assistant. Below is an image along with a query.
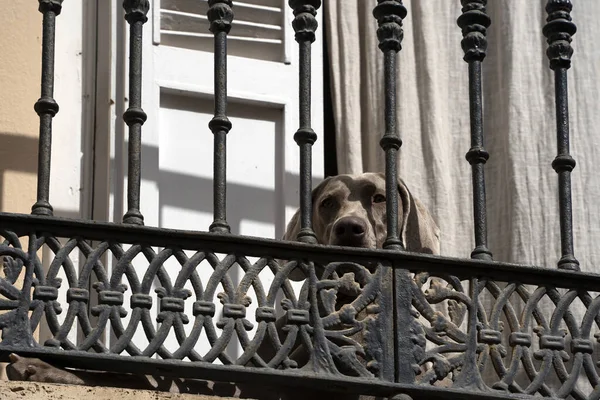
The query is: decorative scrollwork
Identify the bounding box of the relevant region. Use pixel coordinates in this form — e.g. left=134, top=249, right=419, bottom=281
left=543, top=0, right=576, bottom=70
left=123, top=0, right=150, bottom=24
left=0, top=228, right=387, bottom=380
left=1, top=219, right=600, bottom=398
left=207, top=0, right=234, bottom=34
left=289, top=0, right=321, bottom=43
left=38, top=0, right=63, bottom=14
left=409, top=272, right=600, bottom=398
left=457, top=0, right=490, bottom=63
left=373, top=0, right=407, bottom=52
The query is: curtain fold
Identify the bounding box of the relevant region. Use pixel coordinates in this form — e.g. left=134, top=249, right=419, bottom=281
left=325, top=0, right=600, bottom=270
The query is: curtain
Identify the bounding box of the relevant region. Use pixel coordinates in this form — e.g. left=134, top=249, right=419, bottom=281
left=325, top=0, right=600, bottom=270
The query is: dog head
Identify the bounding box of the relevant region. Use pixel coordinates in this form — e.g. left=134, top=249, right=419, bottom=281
left=283, top=172, right=440, bottom=254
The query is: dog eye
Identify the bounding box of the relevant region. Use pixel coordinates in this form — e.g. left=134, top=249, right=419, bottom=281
left=373, top=194, right=386, bottom=204
left=320, top=197, right=336, bottom=209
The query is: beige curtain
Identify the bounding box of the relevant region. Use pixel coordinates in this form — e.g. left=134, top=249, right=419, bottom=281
left=325, top=0, right=600, bottom=270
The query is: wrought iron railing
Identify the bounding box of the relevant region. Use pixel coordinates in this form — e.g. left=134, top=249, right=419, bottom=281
left=0, top=0, right=595, bottom=399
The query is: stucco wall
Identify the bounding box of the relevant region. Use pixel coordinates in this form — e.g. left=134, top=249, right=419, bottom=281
left=0, top=1, right=41, bottom=214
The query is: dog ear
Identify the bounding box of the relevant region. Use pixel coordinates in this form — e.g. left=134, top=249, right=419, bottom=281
left=397, top=178, right=441, bottom=255
left=282, top=177, right=332, bottom=243
left=282, top=210, right=300, bottom=242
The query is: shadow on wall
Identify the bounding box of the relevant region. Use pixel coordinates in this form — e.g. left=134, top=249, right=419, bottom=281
left=0, top=132, right=38, bottom=213
left=0, top=132, right=91, bottom=220
left=0, top=131, right=308, bottom=235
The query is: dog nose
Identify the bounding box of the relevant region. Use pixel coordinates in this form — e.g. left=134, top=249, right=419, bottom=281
left=333, top=216, right=367, bottom=246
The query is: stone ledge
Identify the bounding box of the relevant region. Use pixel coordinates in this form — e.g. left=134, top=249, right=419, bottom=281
left=1, top=380, right=243, bottom=400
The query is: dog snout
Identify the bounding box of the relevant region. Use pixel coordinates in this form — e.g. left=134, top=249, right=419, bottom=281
left=332, top=216, right=368, bottom=247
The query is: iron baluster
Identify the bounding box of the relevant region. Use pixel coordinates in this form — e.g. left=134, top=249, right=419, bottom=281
left=373, top=0, right=405, bottom=252
left=457, top=0, right=493, bottom=261
left=32, top=0, right=64, bottom=217
left=373, top=0, right=414, bottom=387
left=456, top=4, right=493, bottom=390
left=544, top=0, right=579, bottom=271
left=289, top=0, right=320, bottom=244
left=121, top=0, right=149, bottom=226
left=207, top=0, right=233, bottom=234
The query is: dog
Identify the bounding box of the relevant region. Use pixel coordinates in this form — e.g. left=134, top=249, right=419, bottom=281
left=5, top=172, right=441, bottom=398
left=281, top=172, right=439, bottom=283
left=283, top=172, right=440, bottom=253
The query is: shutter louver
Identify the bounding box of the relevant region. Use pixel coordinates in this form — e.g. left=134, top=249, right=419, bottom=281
left=160, top=0, right=285, bottom=62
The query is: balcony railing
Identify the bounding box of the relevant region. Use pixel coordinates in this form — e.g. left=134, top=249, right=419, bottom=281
left=0, top=1, right=595, bottom=399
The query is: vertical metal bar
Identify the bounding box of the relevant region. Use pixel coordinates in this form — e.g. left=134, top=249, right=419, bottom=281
left=31, top=0, right=64, bottom=217
left=122, top=0, right=149, bottom=225
left=455, top=7, right=494, bottom=387
left=373, top=0, right=405, bottom=252
left=207, top=0, right=233, bottom=234
left=452, top=278, right=487, bottom=390
left=457, top=0, right=492, bottom=261
left=374, top=266, right=396, bottom=382
left=289, top=0, right=320, bottom=244
left=373, top=0, right=414, bottom=386
left=543, top=0, right=579, bottom=271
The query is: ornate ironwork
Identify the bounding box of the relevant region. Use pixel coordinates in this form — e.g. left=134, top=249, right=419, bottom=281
left=122, top=0, right=149, bottom=225
left=457, top=0, right=492, bottom=261
left=543, top=0, right=579, bottom=271
left=290, top=0, right=320, bottom=244
left=2, top=214, right=600, bottom=398
left=2, top=0, right=594, bottom=399
left=207, top=0, right=233, bottom=234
